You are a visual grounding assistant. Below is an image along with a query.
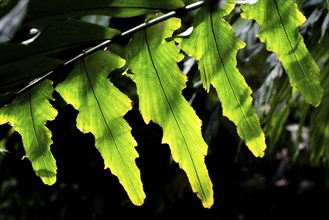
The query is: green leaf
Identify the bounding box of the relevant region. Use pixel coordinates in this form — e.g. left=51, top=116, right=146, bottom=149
left=181, top=3, right=266, bottom=157
left=0, top=56, right=63, bottom=92
left=0, top=19, right=119, bottom=93
left=263, top=76, right=292, bottom=152
left=126, top=17, right=213, bottom=208
left=26, top=0, right=185, bottom=26
left=0, top=79, right=57, bottom=185
left=241, top=0, right=324, bottom=106
left=0, top=19, right=120, bottom=66
left=55, top=50, right=145, bottom=206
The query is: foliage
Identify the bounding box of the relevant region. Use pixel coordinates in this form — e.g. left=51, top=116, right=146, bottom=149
left=0, top=0, right=328, bottom=211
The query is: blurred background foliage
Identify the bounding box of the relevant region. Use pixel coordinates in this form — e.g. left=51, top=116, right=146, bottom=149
left=0, top=0, right=328, bottom=219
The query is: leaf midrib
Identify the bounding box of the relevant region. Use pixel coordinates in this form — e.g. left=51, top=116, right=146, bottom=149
left=82, top=59, right=140, bottom=199
left=144, top=29, right=206, bottom=198
left=28, top=90, right=48, bottom=173
left=209, top=11, right=256, bottom=142
left=273, top=0, right=307, bottom=84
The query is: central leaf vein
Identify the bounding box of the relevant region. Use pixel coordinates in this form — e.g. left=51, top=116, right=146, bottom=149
left=209, top=12, right=255, bottom=138
left=144, top=29, right=206, bottom=198
left=28, top=90, right=43, bottom=162
left=274, top=0, right=306, bottom=83
left=82, top=60, right=136, bottom=194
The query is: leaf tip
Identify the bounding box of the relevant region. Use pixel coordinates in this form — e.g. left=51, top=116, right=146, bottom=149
left=131, top=194, right=146, bottom=207
left=255, top=150, right=265, bottom=158
left=36, top=170, right=57, bottom=185
left=42, top=177, right=57, bottom=186
left=202, top=196, right=214, bottom=209
left=250, top=143, right=266, bottom=158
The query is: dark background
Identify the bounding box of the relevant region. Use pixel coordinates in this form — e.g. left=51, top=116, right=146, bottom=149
left=1, top=87, right=328, bottom=220
left=1, top=0, right=329, bottom=219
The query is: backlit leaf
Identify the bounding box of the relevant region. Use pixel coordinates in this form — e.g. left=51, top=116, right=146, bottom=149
left=0, top=79, right=57, bottom=185
left=181, top=3, right=266, bottom=157
left=126, top=17, right=214, bottom=208
left=241, top=0, right=323, bottom=106
left=55, top=50, right=145, bottom=206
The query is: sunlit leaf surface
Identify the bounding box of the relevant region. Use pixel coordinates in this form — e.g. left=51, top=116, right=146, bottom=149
left=56, top=51, right=145, bottom=206
left=181, top=2, right=266, bottom=157
left=0, top=79, right=57, bottom=185
left=241, top=0, right=323, bottom=106
left=126, top=17, right=214, bottom=208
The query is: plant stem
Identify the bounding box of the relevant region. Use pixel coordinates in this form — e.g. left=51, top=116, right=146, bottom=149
left=0, top=1, right=205, bottom=107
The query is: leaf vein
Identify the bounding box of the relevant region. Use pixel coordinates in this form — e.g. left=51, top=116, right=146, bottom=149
left=28, top=90, right=45, bottom=163
left=274, top=0, right=306, bottom=83
left=209, top=12, right=256, bottom=139
left=144, top=29, right=206, bottom=198
left=82, top=59, right=138, bottom=196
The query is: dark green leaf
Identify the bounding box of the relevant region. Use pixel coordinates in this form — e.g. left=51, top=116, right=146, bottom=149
left=0, top=19, right=119, bottom=93
left=25, top=0, right=185, bottom=27
left=310, top=61, right=329, bottom=165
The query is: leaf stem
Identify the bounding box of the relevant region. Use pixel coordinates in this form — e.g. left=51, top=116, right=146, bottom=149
left=0, top=1, right=205, bottom=107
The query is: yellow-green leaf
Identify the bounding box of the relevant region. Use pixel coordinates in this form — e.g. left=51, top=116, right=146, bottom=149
left=0, top=79, right=57, bottom=185
left=126, top=17, right=214, bottom=208
left=241, top=0, right=323, bottom=106
left=55, top=51, right=145, bottom=206
left=181, top=3, right=266, bottom=157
